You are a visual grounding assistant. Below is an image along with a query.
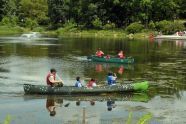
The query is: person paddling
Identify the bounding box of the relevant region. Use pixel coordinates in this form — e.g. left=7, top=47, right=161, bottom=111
left=96, top=48, right=104, bottom=57
left=46, top=68, right=63, bottom=87
left=117, top=50, right=125, bottom=59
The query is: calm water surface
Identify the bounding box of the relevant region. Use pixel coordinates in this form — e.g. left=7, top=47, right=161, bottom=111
left=0, top=36, right=185, bottom=124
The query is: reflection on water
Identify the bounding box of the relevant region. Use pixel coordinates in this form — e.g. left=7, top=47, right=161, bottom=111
left=94, top=63, right=133, bottom=74
left=0, top=32, right=58, bottom=43
left=107, top=100, right=116, bottom=111
left=155, top=39, right=186, bottom=49
left=46, top=97, right=57, bottom=117
left=22, top=94, right=154, bottom=123
left=0, top=37, right=186, bottom=123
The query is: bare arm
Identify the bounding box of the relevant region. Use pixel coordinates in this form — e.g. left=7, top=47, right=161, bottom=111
left=49, top=76, right=63, bottom=84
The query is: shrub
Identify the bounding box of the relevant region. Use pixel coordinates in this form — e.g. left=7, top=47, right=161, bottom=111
left=32, top=27, right=45, bottom=32
left=103, top=23, right=116, bottom=30
left=92, top=18, right=103, bottom=29
left=56, top=22, right=78, bottom=35
left=63, top=19, right=77, bottom=30
left=0, top=26, right=24, bottom=35
left=0, top=16, right=19, bottom=26
left=56, top=20, right=78, bottom=34
left=25, top=18, right=38, bottom=30
left=126, top=22, right=144, bottom=33
left=0, top=17, right=11, bottom=26
left=155, top=20, right=171, bottom=34
left=155, top=20, right=185, bottom=34
left=171, top=21, right=185, bottom=33
left=148, top=21, right=156, bottom=30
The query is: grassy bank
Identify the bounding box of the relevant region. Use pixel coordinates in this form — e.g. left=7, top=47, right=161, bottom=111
left=52, top=28, right=154, bottom=39
left=0, top=25, right=154, bottom=40
left=0, top=26, right=25, bottom=36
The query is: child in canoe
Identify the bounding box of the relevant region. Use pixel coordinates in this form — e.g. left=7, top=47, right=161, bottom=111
left=86, top=78, right=97, bottom=88
left=75, top=77, right=83, bottom=87
left=107, top=72, right=117, bottom=85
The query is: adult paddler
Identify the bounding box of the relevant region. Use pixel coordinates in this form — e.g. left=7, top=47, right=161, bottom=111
left=46, top=68, right=64, bottom=87
left=96, top=48, right=104, bottom=57
left=117, top=50, right=125, bottom=59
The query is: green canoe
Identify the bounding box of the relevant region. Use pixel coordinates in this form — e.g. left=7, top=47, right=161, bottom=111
left=87, top=55, right=134, bottom=64
left=23, top=81, right=148, bottom=95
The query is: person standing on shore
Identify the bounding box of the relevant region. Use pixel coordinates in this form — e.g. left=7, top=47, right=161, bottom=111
left=46, top=68, right=63, bottom=87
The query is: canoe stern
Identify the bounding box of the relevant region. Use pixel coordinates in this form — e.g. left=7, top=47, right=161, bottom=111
left=133, top=81, right=149, bottom=91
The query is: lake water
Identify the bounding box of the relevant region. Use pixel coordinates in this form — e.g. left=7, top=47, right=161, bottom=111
left=0, top=36, right=185, bottom=124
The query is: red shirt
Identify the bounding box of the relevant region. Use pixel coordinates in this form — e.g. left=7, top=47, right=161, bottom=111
left=118, top=66, right=124, bottom=74
left=46, top=73, right=56, bottom=86
left=118, top=52, right=125, bottom=59
left=96, top=51, right=104, bottom=57
left=87, top=81, right=96, bottom=88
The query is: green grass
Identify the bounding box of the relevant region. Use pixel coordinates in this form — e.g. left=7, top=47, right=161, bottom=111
left=137, top=113, right=153, bottom=124
left=0, top=25, right=25, bottom=36
left=126, top=112, right=153, bottom=124
left=2, top=115, right=11, bottom=124
left=0, top=24, right=154, bottom=40
left=54, top=28, right=153, bottom=39
left=56, top=28, right=128, bottom=38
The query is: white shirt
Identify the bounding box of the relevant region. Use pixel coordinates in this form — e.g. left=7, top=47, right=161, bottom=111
left=112, top=76, right=117, bottom=81
left=92, top=82, right=97, bottom=87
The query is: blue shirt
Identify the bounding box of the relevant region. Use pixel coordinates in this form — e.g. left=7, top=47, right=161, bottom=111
left=107, top=76, right=113, bottom=85
left=107, top=76, right=116, bottom=85
left=75, top=81, right=82, bottom=87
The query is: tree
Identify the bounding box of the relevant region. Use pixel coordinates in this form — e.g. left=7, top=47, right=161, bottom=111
left=0, top=0, right=8, bottom=20
left=48, top=0, right=67, bottom=25
left=19, top=0, right=48, bottom=25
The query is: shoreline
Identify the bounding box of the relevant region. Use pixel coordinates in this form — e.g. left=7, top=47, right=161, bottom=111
left=0, top=26, right=154, bottom=40
left=55, top=29, right=153, bottom=40
left=0, top=26, right=25, bottom=36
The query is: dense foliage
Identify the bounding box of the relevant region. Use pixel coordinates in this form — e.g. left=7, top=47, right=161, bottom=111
left=0, top=0, right=185, bottom=33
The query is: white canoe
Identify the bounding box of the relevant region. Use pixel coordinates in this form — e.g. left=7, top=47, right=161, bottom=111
left=155, top=35, right=186, bottom=40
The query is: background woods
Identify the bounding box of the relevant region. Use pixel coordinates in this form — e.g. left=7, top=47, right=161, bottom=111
left=0, top=0, right=185, bottom=34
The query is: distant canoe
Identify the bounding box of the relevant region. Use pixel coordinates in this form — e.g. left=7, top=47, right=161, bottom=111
left=23, top=81, right=148, bottom=95
left=87, top=55, right=134, bottom=64
left=154, top=35, right=186, bottom=40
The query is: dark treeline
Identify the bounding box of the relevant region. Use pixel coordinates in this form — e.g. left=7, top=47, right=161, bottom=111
left=0, top=0, right=185, bottom=31
left=48, top=0, right=186, bottom=28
